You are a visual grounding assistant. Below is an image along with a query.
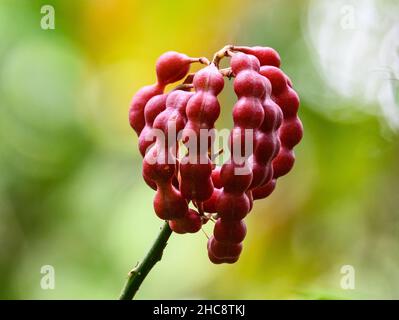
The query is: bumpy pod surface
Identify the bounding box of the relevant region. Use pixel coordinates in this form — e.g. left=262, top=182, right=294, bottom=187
left=179, top=64, right=224, bottom=202
left=233, top=46, right=281, bottom=67
left=130, top=51, right=201, bottom=136
left=253, top=66, right=303, bottom=200
left=129, top=46, right=303, bottom=265
left=209, top=53, right=266, bottom=263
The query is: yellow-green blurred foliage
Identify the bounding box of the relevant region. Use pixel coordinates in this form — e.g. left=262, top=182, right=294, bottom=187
left=0, top=0, right=398, bottom=299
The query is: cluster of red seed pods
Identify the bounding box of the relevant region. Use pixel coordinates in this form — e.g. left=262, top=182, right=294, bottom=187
left=129, top=46, right=303, bottom=264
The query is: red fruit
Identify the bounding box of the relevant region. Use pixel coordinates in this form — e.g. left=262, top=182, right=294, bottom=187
left=203, top=188, right=221, bottom=213
left=179, top=158, right=214, bottom=201
left=142, top=172, right=157, bottom=190
left=207, top=240, right=239, bottom=264
left=233, top=71, right=267, bottom=98
left=139, top=94, right=168, bottom=156
left=192, top=64, right=224, bottom=94
left=178, top=64, right=224, bottom=203
left=153, top=184, right=188, bottom=220
left=248, top=159, right=269, bottom=189
left=273, top=88, right=300, bottom=118
left=252, top=179, right=276, bottom=200
left=217, top=192, right=251, bottom=221
left=232, top=97, right=264, bottom=128
left=211, top=167, right=222, bottom=189
left=230, top=52, right=260, bottom=74
left=208, top=236, right=242, bottom=259
left=272, top=148, right=295, bottom=178
left=233, top=46, right=281, bottom=67
left=156, top=51, right=193, bottom=85
left=279, top=118, right=303, bottom=149
left=207, top=249, right=239, bottom=264
left=128, top=47, right=302, bottom=265
left=253, top=131, right=278, bottom=165
left=144, top=94, right=169, bottom=125
left=169, top=209, right=202, bottom=234
left=220, top=162, right=253, bottom=193
left=259, top=66, right=287, bottom=94
left=185, top=92, right=220, bottom=125
left=129, top=84, right=164, bottom=135
left=214, top=219, right=247, bottom=243
left=259, top=99, right=283, bottom=132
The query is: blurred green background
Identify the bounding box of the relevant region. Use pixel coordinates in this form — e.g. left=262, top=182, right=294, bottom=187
left=0, top=0, right=398, bottom=299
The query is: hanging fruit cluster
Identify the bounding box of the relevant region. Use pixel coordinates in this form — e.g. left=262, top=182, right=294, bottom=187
left=129, top=45, right=303, bottom=264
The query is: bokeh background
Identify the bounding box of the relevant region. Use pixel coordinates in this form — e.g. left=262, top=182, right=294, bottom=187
left=0, top=0, right=398, bottom=299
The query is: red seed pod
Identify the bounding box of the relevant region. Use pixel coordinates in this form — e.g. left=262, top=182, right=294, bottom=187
left=248, top=80, right=282, bottom=191
left=153, top=90, right=193, bottom=136
left=208, top=236, right=243, bottom=259
left=143, top=103, right=189, bottom=220
left=179, top=64, right=224, bottom=203
left=273, top=88, right=300, bottom=119
left=211, top=166, right=222, bottom=189
left=260, top=66, right=302, bottom=176
left=230, top=52, right=260, bottom=74
left=259, top=98, right=283, bottom=132
left=185, top=92, right=221, bottom=126
left=129, top=84, right=164, bottom=135
left=207, top=242, right=239, bottom=264
left=259, top=66, right=287, bottom=94
left=179, top=156, right=214, bottom=201
left=130, top=51, right=204, bottom=137
left=214, top=52, right=266, bottom=248
left=232, top=97, right=264, bottom=128
left=217, top=192, right=251, bottom=221
left=252, top=179, right=276, bottom=200
left=233, top=71, right=267, bottom=98
left=143, top=173, right=157, bottom=191
left=139, top=94, right=168, bottom=156
left=202, top=188, right=221, bottom=213
left=169, top=209, right=202, bottom=234
left=214, top=219, right=247, bottom=244
left=153, top=184, right=188, bottom=220
left=156, top=51, right=200, bottom=85
left=128, top=47, right=302, bottom=265
left=253, top=132, right=279, bottom=165
left=252, top=64, right=302, bottom=199
left=228, top=127, right=256, bottom=158
left=220, top=162, right=252, bottom=194
left=279, top=118, right=303, bottom=149
left=272, top=148, right=295, bottom=178
left=233, top=46, right=281, bottom=67
left=192, top=64, right=224, bottom=95
left=143, top=149, right=175, bottom=183
left=248, top=157, right=270, bottom=188
left=142, top=149, right=171, bottom=193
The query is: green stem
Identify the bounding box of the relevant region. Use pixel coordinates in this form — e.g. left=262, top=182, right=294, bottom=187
left=119, top=221, right=173, bottom=300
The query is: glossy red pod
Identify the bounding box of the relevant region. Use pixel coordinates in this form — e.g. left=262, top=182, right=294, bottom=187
left=169, top=209, right=202, bottom=234
left=213, top=219, right=247, bottom=244
left=129, top=84, right=164, bottom=135
left=156, top=51, right=194, bottom=85
left=233, top=46, right=281, bottom=67
left=208, top=236, right=243, bottom=259
left=216, top=192, right=251, bottom=221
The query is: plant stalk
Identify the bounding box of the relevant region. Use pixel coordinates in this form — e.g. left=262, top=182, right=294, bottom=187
left=119, top=221, right=173, bottom=300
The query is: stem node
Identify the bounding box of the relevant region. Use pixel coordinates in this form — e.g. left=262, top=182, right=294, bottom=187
left=119, top=221, right=173, bottom=300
